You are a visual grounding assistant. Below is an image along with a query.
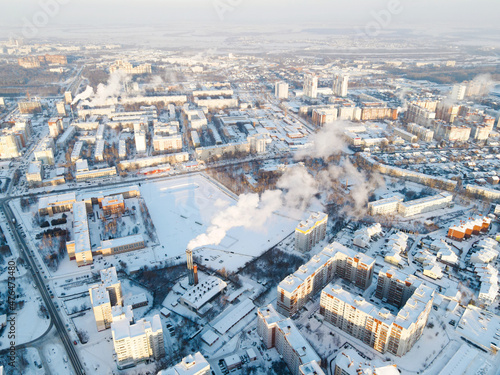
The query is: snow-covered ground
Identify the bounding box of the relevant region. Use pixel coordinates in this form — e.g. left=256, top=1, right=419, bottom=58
left=141, top=174, right=299, bottom=272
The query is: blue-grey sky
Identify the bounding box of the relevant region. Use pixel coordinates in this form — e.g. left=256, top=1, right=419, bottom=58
left=1, top=0, right=499, bottom=30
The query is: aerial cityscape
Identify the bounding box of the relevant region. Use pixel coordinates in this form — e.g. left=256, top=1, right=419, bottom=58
left=0, top=1, right=500, bottom=374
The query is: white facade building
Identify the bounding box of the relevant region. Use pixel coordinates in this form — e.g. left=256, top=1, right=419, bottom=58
left=295, top=212, right=328, bottom=252
left=333, top=74, right=349, bottom=97
left=275, top=82, right=289, bottom=99
left=303, top=74, right=318, bottom=99
left=111, top=314, right=165, bottom=369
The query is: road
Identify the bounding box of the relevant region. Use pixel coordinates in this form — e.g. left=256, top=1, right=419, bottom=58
left=1, top=199, right=86, bottom=375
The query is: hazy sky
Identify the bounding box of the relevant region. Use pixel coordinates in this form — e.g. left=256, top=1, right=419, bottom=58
left=1, top=0, right=499, bottom=31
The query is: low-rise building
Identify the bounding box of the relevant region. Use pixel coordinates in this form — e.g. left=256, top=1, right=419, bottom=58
left=397, top=192, right=452, bottom=217
left=75, top=166, right=117, bottom=181
left=368, top=195, right=403, bottom=216
left=99, top=234, right=145, bottom=256
left=101, top=194, right=125, bottom=216
left=66, top=201, right=93, bottom=266
left=26, top=161, right=43, bottom=184
left=179, top=276, right=227, bottom=313
left=158, top=352, right=210, bottom=375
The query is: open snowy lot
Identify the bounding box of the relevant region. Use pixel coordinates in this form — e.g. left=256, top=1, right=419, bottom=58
left=140, top=174, right=299, bottom=272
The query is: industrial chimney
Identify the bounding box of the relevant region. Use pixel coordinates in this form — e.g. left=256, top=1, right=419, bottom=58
left=193, top=264, right=199, bottom=285
left=186, top=248, right=195, bottom=285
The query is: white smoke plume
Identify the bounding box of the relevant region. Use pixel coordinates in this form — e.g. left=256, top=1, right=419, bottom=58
left=295, top=120, right=353, bottom=160
left=468, top=73, right=496, bottom=97
left=71, top=85, right=93, bottom=105
left=187, top=164, right=319, bottom=250
left=187, top=189, right=282, bottom=250
left=187, top=119, right=383, bottom=250
left=277, top=163, right=319, bottom=211
left=89, top=71, right=130, bottom=106
left=317, top=159, right=384, bottom=217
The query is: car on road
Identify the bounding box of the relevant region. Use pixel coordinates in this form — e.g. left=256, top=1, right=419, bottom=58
left=73, top=340, right=78, bottom=345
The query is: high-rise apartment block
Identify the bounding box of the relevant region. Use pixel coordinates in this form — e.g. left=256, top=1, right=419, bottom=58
left=295, top=212, right=328, bottom=252
left=375, top=267, right=422, bottom=308
left=333, top=349, right=399, bottom=375
left=303, top=74, right=318, bottom=99
left=333, top=74, right=349, bottom=97
left=0, top=134, right=21, bottom=159
left=257, top=305, right=324, bottom=375
left=111, top=314, right=165, bottom=369
left=277, top=242, right=375, bottom=317
left=135, top=126, right=147, bottom=154
left=320, top=281, right=434, bottom=357
left=89, top=267, right=123, bottom=331
left=48, top=117, right=63, bottom=137
left=275, top=82, right=289, bottom=99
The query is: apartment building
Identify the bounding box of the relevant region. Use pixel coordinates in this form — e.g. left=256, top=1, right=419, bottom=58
left=90, top=284, right=113, bottom=331
left=312, top=108, right=337, bottom=126
left=48, top=117, right=63, bottom=137
left=368, top=195, right=403, bottom=215
left=71, top=141, right=84, bottom=162
left=397, top=192, right=452, bottom=217
left=153, top=134, right=182, bottom=152
left=101, top=194, right=125, bottom=216
left=38, top=192, right=76, bottom=216
left=89, top=267, right=123, bottom=331
left=277, top=242, right=375, bottom=317
left=465, top=184, right=500, bottom=200
left=295, top=212, right=328, bottom=252
left=94, top=139, right=105, bottom=161
left=111, top=314, right=164, bottom=369
left=303, top=74, right=318, bottom=99
left=109, top=60, right=152, bottom=74
left=393, top=127, right=417, bottom=143
left=99, top=235, right=145, bottom=256
left=275, top=82, right=289, bottom=99
left=75, top=166, right=117, bottom=181
left=406, top=123, right=434, bottom=142
left=257, top=305, right=324, bottom=375
left=34, top=137, right=55, bottom=165
left=26, top=161, right=43, bottom=184
left=66, top=201, right=93, bottom=267
left=18, top=100, right=42, bottom=114
left=333, top=74, right=349, bottom=97
left=375, top=267, right=422, bottom=308
left=333, top=349, right=399, bottom=375
left=0, top=134, right=21, bottom=159
left=404, top=104, right=436, bottom=127
left=158, top=352, right=210, bottom=375
left=320, top=281, right=434, bottom=357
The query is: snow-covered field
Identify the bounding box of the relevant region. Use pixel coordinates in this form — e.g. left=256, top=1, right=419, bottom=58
left=141, top=174, right=299, bottom=272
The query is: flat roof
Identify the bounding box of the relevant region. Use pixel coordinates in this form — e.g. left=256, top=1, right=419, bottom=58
left=180, top=276, right=227, bottom=310
left=211, top=298, right=254, bottom=335
left=201, top=329, right=219, bottom=346
left=73, top=201, right=91, bottom=255
left=456, top=306, right=500, bottom=353
left=100, top=267, right=119, bottom=285
left=159, top=352, right=210, bottom=375
left=276, top=318, right=320, bottom=365
left=100, top=234, right=144, bottom=250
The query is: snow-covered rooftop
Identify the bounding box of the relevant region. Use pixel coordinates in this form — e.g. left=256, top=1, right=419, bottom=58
left=180, top=276, right=227, bottom=311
